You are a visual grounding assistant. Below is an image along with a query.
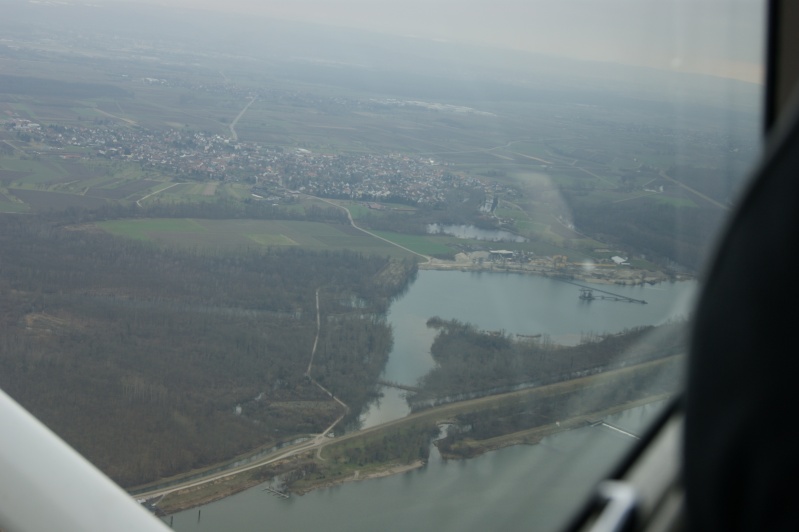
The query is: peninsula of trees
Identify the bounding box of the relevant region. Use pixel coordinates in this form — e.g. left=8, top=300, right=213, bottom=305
left=415, top=317, right=687, bottom=406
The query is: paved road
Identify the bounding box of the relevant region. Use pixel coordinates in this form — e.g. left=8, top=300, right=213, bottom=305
left=229, top=97, right=256, bottom=142
left=311, top=196, right=431, bottom=263
left=136, top=183, right=185, bottom=207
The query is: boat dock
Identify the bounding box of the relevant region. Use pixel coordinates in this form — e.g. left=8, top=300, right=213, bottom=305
left=262, top=486, right=290, bottom=499
left=559, top=280, right=648, bottom=304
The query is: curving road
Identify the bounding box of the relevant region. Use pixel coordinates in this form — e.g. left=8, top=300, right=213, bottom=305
left=310, top=196, right=431, bottom=263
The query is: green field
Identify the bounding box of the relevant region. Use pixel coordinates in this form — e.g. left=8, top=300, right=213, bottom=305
left=330, top=201, right=418, bottom=222
left=0, top=155, right=175, bottom=207
left=98, top=218, right=417, bottom=257
left=648, top=195, right=698, bottom=208
left=99, top=218, right=205, bottom=240
left=370, top=230, right=455, bottom=257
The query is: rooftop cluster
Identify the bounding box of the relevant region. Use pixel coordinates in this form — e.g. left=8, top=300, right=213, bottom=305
left=5, top=119, right=487, bottom=206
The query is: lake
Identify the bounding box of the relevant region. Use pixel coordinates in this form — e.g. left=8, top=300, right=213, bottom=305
left=361, top=270, right=694, bottom=428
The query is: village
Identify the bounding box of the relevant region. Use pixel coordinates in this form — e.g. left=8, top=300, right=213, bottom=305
left=3, top=117, right=496, bottom=207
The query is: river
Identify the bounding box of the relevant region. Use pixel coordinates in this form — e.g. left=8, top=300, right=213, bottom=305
left=168, top=270, right=695, bottom=531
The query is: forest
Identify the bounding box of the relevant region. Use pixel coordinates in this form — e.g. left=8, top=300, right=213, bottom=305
left=435, top=356, right=683, bottom=459
left=0, top=212, right=416, bottom=487
left=415, top=317, right=687, bottom=404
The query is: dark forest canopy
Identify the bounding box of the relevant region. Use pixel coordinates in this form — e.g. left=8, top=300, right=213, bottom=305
left=0, top=213, right=416, bottom=486
left=416, top=317, right=687, bottom=404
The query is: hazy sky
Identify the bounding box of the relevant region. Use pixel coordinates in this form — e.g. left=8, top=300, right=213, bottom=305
left=124, top=0, right=764, bottom=82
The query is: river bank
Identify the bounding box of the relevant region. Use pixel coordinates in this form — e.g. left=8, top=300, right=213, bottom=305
left=166, top=398, right=672, bottom=532
left=421, top=253, right=689, bottom=285
left=164, top=267, right=693, bottom=530
left=158, top=391, right=671, bottom=516
left=436, top=393, right=673, bottom=460
left=156, top=455, right=426, bottom=515
left=148, top=270, right=693, bottom=517
left=157, top=356, right=680, bottom=516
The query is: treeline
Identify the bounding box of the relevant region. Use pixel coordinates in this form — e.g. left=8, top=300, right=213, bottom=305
left=0, top=214, right=415, bottom=487
left=415, top=318, right=687, bottom=403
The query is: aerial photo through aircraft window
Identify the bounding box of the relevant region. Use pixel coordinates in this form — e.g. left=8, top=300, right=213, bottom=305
left=0, top=0, right=763, bottom=530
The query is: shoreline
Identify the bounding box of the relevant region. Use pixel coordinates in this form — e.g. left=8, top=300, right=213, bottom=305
left=435, top=393, right=673, bottom=460
left=291, top=460, right=425, bottom=496
left=156, top=458, right=426, bottom=515
left=157, top=378, right=676, bottom=516
left=419, top=256, right=692, bottom=286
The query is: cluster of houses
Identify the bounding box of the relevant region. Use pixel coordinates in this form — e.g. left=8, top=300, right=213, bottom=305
left=273, top=152, right=483, bottom=206
left=4, top=118, right=495, bottom=207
